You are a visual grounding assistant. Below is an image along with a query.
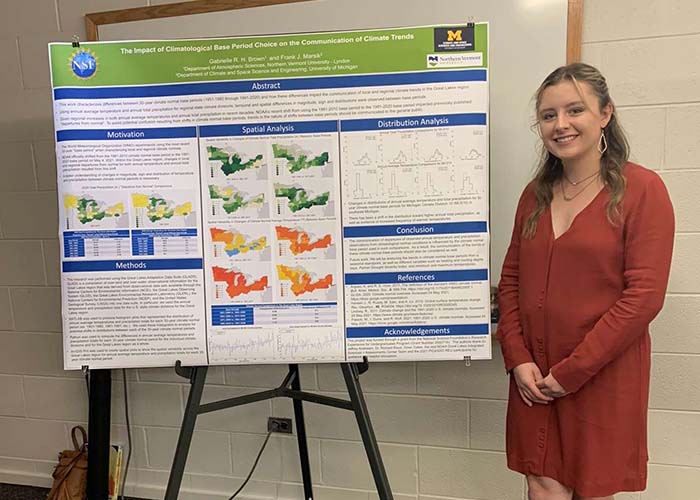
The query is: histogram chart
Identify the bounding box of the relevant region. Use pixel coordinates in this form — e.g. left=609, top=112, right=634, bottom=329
left=341, top=125, right=488, bottom=199
left=417, top=128, right=452, bottom=163
left=348, top=170, right=380, bottom=199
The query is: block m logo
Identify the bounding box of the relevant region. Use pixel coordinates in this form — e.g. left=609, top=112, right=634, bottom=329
left=447, top=30, right=462, bottom=41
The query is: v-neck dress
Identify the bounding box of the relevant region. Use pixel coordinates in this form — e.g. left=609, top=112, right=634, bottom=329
left=496, top=162, right=675, bottom=497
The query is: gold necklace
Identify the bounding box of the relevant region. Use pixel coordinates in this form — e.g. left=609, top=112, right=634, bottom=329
left=562, top=169, right=600, bottom=186
left=560, top=174, right=600, bottom=201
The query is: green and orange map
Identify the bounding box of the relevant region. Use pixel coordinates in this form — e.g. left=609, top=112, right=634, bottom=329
left=211, top=228, right=267, bottom=257
left=131, top=193, right=192, bottom=222
left=64, top=195, right=124, bottom=224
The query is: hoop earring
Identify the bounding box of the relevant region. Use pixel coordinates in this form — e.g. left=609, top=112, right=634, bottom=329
left=598, top=129, right=608, bottom=154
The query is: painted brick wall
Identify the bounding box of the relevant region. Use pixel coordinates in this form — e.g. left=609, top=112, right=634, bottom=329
left=581, top=1, right=700, bottom=499
left=0, top=1, right=697, bottom=499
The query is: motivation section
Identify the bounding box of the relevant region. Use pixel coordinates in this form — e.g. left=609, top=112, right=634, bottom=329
left=57, top=127, right=203, bottom=262
left=56, top=126, right=206, bottom=369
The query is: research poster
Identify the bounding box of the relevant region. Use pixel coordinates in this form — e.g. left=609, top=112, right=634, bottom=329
left=49, top=24, right=491, bottom=369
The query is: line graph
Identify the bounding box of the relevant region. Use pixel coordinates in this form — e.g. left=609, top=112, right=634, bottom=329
left=276, top=327, right=344, bottom=360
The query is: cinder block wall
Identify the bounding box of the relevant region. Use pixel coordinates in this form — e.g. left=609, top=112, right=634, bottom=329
left=0, top=1, right=698, bottom=499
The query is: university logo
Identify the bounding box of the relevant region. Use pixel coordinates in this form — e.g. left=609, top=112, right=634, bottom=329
left=447, top=30, right=462, bottom=42
left=69, top=49, right=98, bottom=79
left=426, top=52, right=484, bottom=69
left=434, top=25, right=475, bottom=52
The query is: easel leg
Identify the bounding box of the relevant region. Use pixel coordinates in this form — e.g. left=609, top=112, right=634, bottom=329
left=341, top=363, right=393, bottom=500
left=165, top=365, right=208, bottom=500
left=290, top=364, right=314, bottom=499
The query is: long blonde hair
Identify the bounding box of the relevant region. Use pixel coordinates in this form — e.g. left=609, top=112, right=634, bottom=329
left=523, top=63, right=629, bottom=238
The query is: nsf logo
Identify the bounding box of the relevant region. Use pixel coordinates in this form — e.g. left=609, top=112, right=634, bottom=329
left=69, top=49, right=98, bottom=79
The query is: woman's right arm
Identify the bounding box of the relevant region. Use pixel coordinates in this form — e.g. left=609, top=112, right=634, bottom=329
left=496, top=189, right=535, bottom=372
left=496, top=189, right=552, bottom=405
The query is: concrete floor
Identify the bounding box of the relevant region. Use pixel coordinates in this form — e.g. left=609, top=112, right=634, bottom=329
left=0, top=482, right=147, bottom=499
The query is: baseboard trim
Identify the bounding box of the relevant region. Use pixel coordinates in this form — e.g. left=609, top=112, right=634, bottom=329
left=0, top=470, right=268, bottom=500
left=0, top=471, right=52, bottom=489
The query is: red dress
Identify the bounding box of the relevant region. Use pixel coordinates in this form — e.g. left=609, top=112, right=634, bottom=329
left=496, top=162, right=674, bottom=497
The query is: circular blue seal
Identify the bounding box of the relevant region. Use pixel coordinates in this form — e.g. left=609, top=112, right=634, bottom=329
left=71, top=51, right=97, bottom=79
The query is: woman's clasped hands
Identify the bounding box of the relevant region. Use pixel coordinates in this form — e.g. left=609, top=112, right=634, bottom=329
left=512, top=362, right=569, bottom=407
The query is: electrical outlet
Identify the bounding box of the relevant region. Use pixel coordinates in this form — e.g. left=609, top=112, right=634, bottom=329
left=268, top=417, right=293, bottom=434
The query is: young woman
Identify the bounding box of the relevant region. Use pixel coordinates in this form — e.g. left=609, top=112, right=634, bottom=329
left=496, top=63, right=674, bottom=499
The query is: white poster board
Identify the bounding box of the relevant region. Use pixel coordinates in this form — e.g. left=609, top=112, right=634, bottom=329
left=50, top=23, right=491, bottom=369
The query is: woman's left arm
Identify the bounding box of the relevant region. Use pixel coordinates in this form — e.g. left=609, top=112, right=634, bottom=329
left=549, top=173, right=675, bottom=394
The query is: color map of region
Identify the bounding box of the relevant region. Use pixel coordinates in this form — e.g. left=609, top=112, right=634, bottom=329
left=64, top=195, right=124, bottom=224
left=132, top=193, right=192, bottom=222
left=277, top=264, right=333, bottom=297
left=274, top=184, right=329, bottom=213
left=208, top=146, right=263, bottom=176
left=211, top=228, right=267, bottom=257
left=272, top=144, right=329, bottom=173
left=275, top=225, right=332, bottom=255
left=212, top=266, right=268, bottom=299
left=209, top=185, right=265, bottom=214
